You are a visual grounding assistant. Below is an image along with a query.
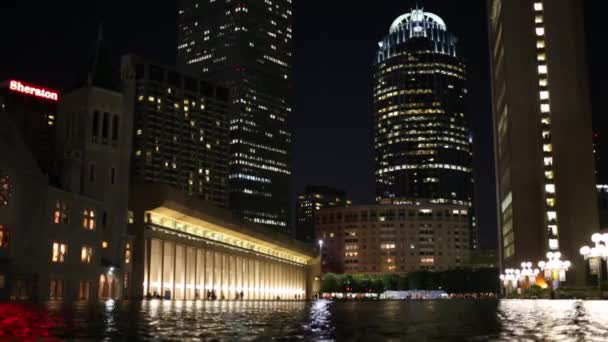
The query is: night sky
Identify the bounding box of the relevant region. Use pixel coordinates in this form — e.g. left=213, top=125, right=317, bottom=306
left=1, top=1, right=604, bottom=250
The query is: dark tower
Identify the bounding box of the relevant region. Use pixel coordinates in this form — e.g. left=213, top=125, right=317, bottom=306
left=176, top=0, right=293, bottom=234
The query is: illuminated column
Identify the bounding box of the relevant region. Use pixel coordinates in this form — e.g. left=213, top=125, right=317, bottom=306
left=255, top=259, right=260, bottom=300
left=234, top=255, right=243, bottom=299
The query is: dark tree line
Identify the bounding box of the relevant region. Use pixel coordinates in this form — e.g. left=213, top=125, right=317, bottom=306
left=320, top=268, right=500, bottom=294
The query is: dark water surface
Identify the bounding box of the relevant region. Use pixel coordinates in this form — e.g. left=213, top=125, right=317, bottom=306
left=1, top=299, right=608, bottom=341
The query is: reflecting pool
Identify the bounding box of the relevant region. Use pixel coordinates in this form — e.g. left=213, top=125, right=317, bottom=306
left=1, top=299, right=607, bottom=341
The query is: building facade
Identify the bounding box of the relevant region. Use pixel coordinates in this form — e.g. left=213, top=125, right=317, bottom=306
left=0, top=40, right=133, bottom=300
left=128, top=185, right=318, bottom=300
left=122, top=55, right=230, bottom=208
left=488, top=0, right=599, bottom=284
left=316, top=202, right=471, bottom=275
left=373, top=8, right=475, bottom=250
left=177, top=0, right=293, bottom=233
left=0, top=79, right=59, bottom=175
left=373, top=9, right=474, bottom=209
left=295, top=186, right=351, bottom=243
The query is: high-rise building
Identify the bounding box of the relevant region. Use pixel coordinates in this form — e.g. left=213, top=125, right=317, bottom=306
left=122, top=55, right=230, bottom=208
left=488, top=0, right=599, bottom=285
left=316, top=202, right=471, bottom=275
left=593, top=132, right=604, bottom=185
left=177, top=0, right=293, bottom=233
left=0, top=79, right=59, bottom=175
left=295, top=186, right=351, bottom=243
left=373, top=8, right=475, bottom=247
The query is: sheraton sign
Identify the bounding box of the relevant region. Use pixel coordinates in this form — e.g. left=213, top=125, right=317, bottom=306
left=8, top=80, right=59, bottom=101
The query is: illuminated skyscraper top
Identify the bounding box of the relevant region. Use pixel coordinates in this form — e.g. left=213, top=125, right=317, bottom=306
left=373, top=6, right=475, bottom=247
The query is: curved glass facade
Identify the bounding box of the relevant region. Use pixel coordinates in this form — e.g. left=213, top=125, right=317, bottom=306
left=373, top=9, right=473, bottom=209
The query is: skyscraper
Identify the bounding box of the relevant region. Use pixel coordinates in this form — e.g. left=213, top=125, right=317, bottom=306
left=295, top=186, right=350, bottom=243
left=488, top=0, right=598, bottom=285
left=177, top=0, right=293, bottom=233
left=122, top=55, right=230, bottom=208
left=373, top=8, right=474, bottom=241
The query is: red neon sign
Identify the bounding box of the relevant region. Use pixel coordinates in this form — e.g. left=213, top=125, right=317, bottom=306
left=8, top=80, right=59, bottom=102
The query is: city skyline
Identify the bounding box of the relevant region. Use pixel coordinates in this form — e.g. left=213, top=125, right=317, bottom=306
left=0, top=1, right=604, bottom=250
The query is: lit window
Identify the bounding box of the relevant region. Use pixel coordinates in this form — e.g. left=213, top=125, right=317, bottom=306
left=547, top=211, right=557, bottom=221
left=329, top=233, right=335, bottom=238
left=539, top=78, right=548, bottom=87
left=535, top=15, right=543, bottom=24
left=102, top=241, right=109, bottom=249
left=81, top=246, right=93, bottom=263
left=538, top=65, right=548, bottom=74
left=540, top=91, right=549, bottom=100
left=544, top=157, right=553, bottom=166
left=0, top=175, right=10, bottom=206
left=53, top=201, right=69, bottom=224
left=0, top=225, right=9, bottom=247
left=542, top=131, right=551, bottom=139
left=541, top=104, right=551, bottom=113
left=548, top=225, right=558, bottom=235
left=537, top=53, right=546, bottom=61
left=546, top=198, right=556, bottom=207
left=535, top=27, right=545, bottom=36
left=125, top=243, right=131, bottom=264
left=545, top=170, right=554, bottom=180
left=52, top=242, right=67, bottom=263
left=83, top=210, right=96, bottom=230
left=543, top=144, right=552, bottom=152
left=537, top=40, right=545, bottom=49
left=549, top=239, right=559, bottom=250
left=534, top=2, right=543, bottom=11
left=545, top=184, right=556, bottom=194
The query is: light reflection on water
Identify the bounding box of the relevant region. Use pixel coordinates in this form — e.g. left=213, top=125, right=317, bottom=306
left=2, top=299, right=608, bottom=340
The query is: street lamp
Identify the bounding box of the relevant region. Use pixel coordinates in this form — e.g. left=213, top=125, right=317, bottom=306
left=538, top=251, right=571, bottom=290
left=520, top=262, right=540, bottom=286
left=579, top=233, right=608, bottom=291
left=500, top=268, right=519, bottom=290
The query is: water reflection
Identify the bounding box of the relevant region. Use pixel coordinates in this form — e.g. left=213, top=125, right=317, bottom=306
left=1, top=300, right=608, bottom=340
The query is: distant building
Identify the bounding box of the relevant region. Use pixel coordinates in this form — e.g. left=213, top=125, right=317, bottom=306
left=177, top=0, right=294, bottom=233
left=597, top=185, right=608, bottom=231
left=316, top=202, right=471, bottom=275
left=373, top=8, right=476, bottom=249
left=467, top=249, right=498, bottom=269
left=295, top=186, right=351, bottom=243
left=488, top=0, right=599, bottom=285
left=121, top=54, right=230, bottom=208
left=593, top=132, right=603, bottom=184
left=0, top=79, right=59, bottom=175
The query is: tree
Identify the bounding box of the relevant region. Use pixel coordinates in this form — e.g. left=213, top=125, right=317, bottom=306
left=320, top=273, right=340, bottom=294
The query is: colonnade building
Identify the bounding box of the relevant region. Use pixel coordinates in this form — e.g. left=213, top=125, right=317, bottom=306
left=129, top=185, right=318, bottom=300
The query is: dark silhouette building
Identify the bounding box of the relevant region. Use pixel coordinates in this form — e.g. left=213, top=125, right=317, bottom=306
left=0, top=79, right=59, bottom=175
left=177, top=0, right=293, bottom=233
left=295, top=186, right=350, bottom=243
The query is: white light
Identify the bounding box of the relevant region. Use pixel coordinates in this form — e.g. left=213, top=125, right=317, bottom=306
left=592, top=233, right=602, bottom=243
left=535, top=27, right=545, bottom=36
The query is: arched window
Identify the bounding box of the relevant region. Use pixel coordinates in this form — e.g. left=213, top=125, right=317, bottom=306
left=0, top=173, right=10, bottom=206
left=0, top=225, right=9, bottom=247
left=112, top=115, right=119, bottom=141
left=92, top=111, right=100, bottom=139
left=102, top=112, right=109, bottom=140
